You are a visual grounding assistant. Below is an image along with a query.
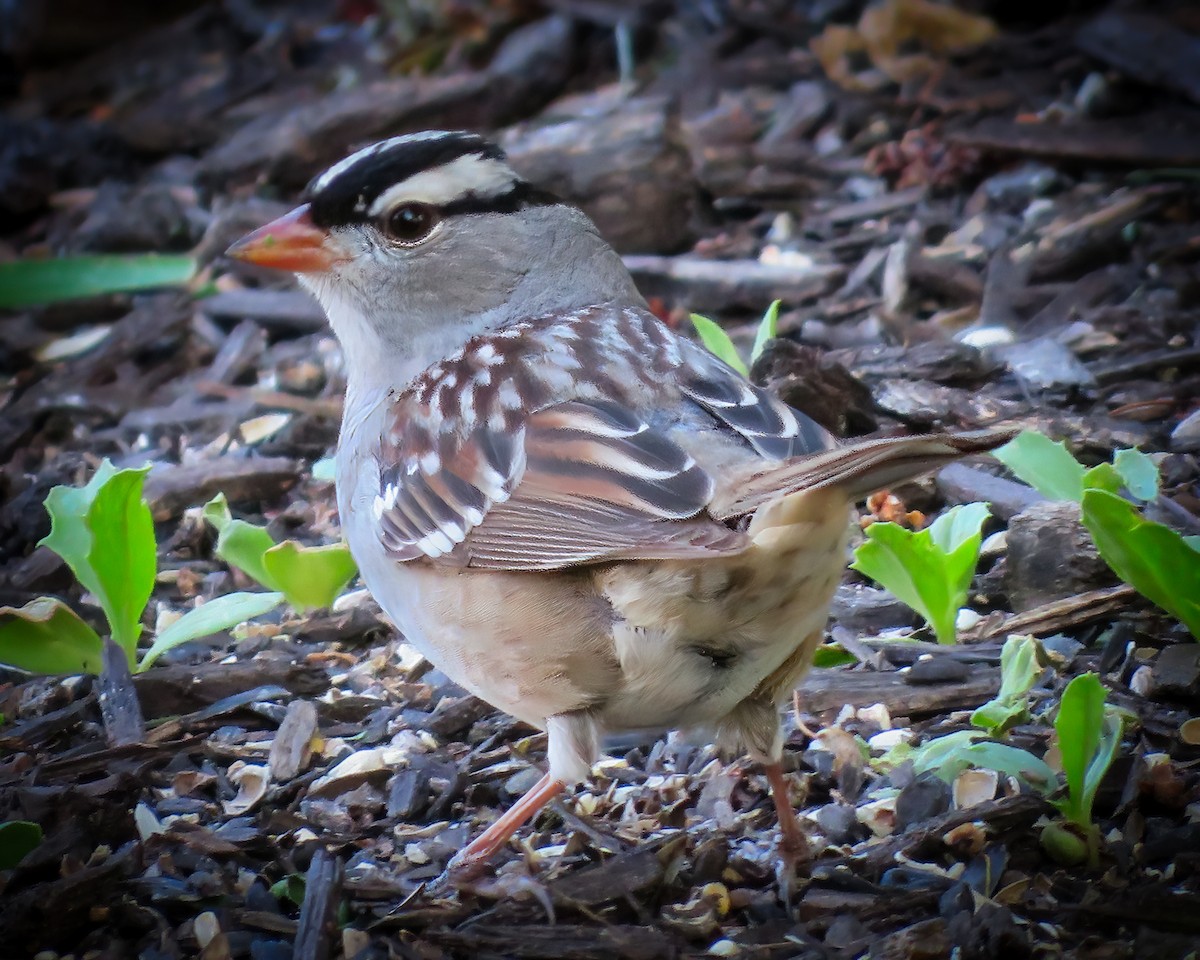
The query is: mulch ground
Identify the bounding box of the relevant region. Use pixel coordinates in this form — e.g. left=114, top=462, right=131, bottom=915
left=1, top=2, right=1198, bottom=958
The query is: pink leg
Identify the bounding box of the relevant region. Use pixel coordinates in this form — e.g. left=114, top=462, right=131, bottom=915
left=765, top=762, right=810, bottom=860
left=445, top=773, right=566, bottom=881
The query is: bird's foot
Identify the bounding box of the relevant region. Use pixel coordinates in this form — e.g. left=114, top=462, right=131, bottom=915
left=428, top=772, right=566, bottom=894
left=764, top=761, right=813, bottom=904
left=428, top=853, right=555, bottom=919
left=430, top=848, right=494, bottom=892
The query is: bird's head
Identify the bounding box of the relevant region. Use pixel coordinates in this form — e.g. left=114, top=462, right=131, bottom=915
left=227, top=131, right=640, bottom=385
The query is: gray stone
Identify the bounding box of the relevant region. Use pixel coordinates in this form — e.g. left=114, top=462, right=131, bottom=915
left=1004, top=500, right=1116, bottom=612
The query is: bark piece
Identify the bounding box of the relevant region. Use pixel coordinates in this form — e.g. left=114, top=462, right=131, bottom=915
left=1151, top=644, right=1200, bottom=699
left=1076, top=11, right=1200, bottom=106
left=294, top=847, right=343, bottom=960
left=142, top=456, right=299, bottom=521
left=798, top=666, right=1000, bottom=717
left=936, top=463, right=1045, bottom=522
left=133, top=659, right=328, bottom=718
left=978, top=584, right=1139, bottom=640
left=201, top=289, right=328, bottom=334
left=953, top=118, right=1200, bottom=168
left=623, top=255, right=843, bottom=310
left=504, top=93, right=696, bottom=254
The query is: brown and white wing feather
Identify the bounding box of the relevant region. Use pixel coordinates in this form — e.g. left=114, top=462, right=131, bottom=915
left=368, top=306, right=779, bottom=570
left=374, top=343, right=749, bottom=570
left=678, top=341, right=835, bottom=461
left=464, top=400, right=747, bottom=568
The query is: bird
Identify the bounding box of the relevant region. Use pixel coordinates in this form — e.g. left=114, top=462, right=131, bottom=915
left=226, top=130, right=1012, bottom=883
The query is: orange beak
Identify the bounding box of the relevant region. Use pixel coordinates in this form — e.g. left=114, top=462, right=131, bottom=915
left=226, top=204, right=344, bottom=273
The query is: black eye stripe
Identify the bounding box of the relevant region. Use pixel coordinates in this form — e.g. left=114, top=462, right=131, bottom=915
left=369, top=184, right=564, bottom=242
left=437, top=183, right=562, bottom=217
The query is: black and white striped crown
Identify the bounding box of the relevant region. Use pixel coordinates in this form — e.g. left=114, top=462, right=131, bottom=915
left=305, top=130, right=556, bottom=228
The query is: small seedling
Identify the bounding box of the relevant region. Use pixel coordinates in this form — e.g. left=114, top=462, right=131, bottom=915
left=690, top=300, right=780, bottom=376
left=993, top=430, right=1200, bottom=640
left=1041, top=673, right=1122, bottom=867
left=970, top=634, right=1043, bottom=737
left=850, top=502, right=991, bottom=645
left=0, top=462, right=284, bottom=676
left=271, top=873, right=307, bottom=906
left=902, top=670, right=1122, bottom=868
left=203, top=494, right=358, bottom=611
left=905, top=728, right=1056, bottom=790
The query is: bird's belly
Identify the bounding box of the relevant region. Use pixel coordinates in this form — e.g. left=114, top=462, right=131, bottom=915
left=357, top=548, right=618, bottom=729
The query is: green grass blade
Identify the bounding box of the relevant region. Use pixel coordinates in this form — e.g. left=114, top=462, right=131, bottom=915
left=690, top=314, right=748, bottom=376
left=0, top=255, right=196, bottom=309
left=138, top=591, right=284, bottom=672
left=749, top=300, right=781, bottom=365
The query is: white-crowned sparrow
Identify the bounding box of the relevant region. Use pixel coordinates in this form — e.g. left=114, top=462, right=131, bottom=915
left=227, top=130, right=1012, bottom=881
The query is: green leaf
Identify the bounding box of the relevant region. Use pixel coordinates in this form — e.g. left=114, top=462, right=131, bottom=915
left=203, top=494, right=278, bottom=589
left=137, top=591, right=284, bottom=672
left=969, top=634, right=1041, bottom=736
left=1081, top=488, right=1200, bottom=640
left=926, top=501, right=992, bottom=554
left=969, top=700, right=1027, bottom=739
left=40, top=462, right=156, bottom=664
left=992, top=431, right=1085, bottom=502
left=959, top=741, right=1057, bottom=793
left=997, top=634, right=1040, bottom=702
left=910, top=729, right=1056, bottom=792
left=1053, top=673, right=1111, bottom=826
left=262, top=542, right=358, bottom=611
left=690, top=314, right=748, bottom=376
left=0, top=598, right=103, bottom=675
left=271, top=873, right=306, bottom=906
left=910, top=730, right=984, bottom=780
left=811, top=643, right=859, bottom=668
left=0, top=255, right=197, bottom=309
left=1112, top=448, right=1159, bottom=501
left=1082, top=462, right=1122, bottom=495
left=749, top=300, right=781, bottom=365
left=851, top=503, right=990, bottom=645
left=204, top=494, right=357, bottom=611
left=0, top=820, right=43, bottom=869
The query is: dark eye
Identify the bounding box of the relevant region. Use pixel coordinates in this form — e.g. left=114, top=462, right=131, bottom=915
left=383, top=202, right=439, bottom=244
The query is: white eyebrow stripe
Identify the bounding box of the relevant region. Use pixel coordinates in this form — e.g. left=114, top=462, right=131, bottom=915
left=367, top=153, right=520, bottom=215
left=312, top=130, right=459, bottom=193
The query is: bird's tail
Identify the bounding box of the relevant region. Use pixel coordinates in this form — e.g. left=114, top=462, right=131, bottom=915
left=711, top=428, right=1017, bottom=521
